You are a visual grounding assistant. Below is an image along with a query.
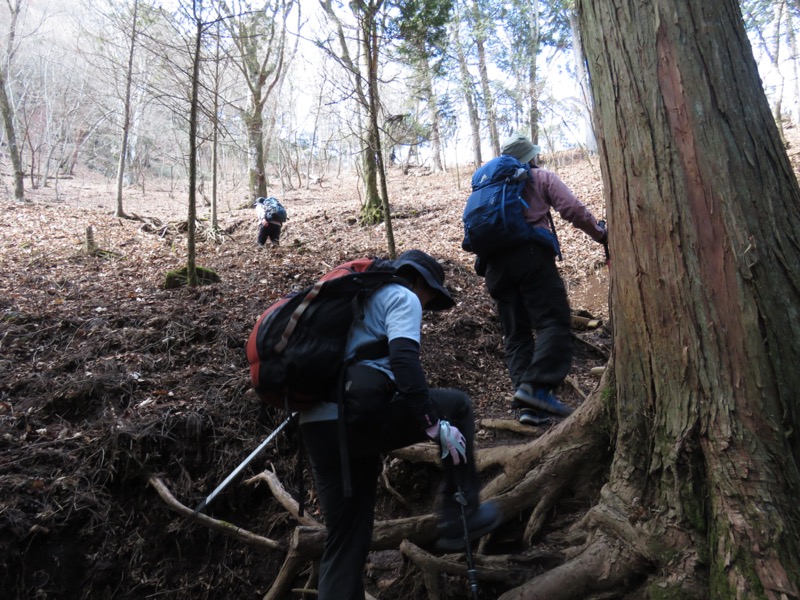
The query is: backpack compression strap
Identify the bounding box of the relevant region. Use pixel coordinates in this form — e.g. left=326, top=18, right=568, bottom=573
left=274, top=277, right=328, bottom=354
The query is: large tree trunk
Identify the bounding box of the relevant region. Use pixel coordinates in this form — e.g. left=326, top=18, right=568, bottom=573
left=576, top=0, right=800, bottom=597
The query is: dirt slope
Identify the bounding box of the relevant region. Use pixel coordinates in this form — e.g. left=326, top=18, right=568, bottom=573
left=0, top=155, right=611, bottom=599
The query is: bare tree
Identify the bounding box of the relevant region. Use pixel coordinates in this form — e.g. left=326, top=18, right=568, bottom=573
left=114, top=0, right=142, bottom=218
left=468, top=0, right=499, bottom=156
left=0, top=0, right=27, bottom=202
left=317, top=0, right=396, bottom=257
left=218, top=0, right=296, bottom=200
left=451, top=0, right=482, bottom=167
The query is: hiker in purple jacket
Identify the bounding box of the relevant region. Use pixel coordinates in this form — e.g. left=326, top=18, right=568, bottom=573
left=484, top=133, right=608, bottom=426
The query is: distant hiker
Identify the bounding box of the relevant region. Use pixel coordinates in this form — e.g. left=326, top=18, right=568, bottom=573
left=481, top=134, right=607, bottom=426
left=254, top=196, right=287, bottom=247
left=299, top=249, right=501, bottom=599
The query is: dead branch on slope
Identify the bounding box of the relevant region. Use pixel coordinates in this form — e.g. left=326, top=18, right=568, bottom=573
left=147, top=475, right=284, bottom=551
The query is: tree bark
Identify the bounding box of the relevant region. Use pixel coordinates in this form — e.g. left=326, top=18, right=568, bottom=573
left=421, top=56, right=443, bottom=172
left=452, top=2, right=482, bottom=168
left=471, top=0, right=499, bottom=156
left=319, top=0, right=384, bottom=225
left=220, top=0, right=293, bottom=200
left=114, top=0, right=139, bottom=219
left=0, top=0, right=25, bottom=203
left=577, top=0, right=800, bottom=597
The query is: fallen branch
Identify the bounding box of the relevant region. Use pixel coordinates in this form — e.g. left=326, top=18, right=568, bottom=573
left=147, top=475, right=284, bottom=551
left=572, top=333, right=610, bottom=359
left=245, top=468, right=320, bottom=527
left=563, top=376, right=588, bottom=400
left=570, top=314, right=602, bottom=330
left=381, top=458, right=413, bottom=509
left=263, top=550, right=307, bottom=600
left=289, top=513, right=440, bottom=557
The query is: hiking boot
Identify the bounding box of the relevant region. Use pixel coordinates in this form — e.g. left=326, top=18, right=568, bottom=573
left=513, top=383, right=573, bottom=417
left=519, top=408, right=551, bottom=427
left=435, top=501, right=502, bottom=552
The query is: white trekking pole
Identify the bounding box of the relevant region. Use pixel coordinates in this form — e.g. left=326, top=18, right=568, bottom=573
left=194, top=412, right=297, bottom=514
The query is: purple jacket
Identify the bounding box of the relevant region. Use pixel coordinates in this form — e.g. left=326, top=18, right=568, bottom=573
left=521, top=166, right=605, bottom=243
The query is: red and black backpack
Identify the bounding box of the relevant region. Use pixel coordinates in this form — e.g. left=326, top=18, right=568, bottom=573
left=246, top=258, right=404, bottom=411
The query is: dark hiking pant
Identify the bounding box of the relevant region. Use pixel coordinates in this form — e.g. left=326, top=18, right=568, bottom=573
left=484, top=242, right=572, bottom=389
left=301, top=387, right=478, bottom=600
left=257, top=221, right=282, bottom=245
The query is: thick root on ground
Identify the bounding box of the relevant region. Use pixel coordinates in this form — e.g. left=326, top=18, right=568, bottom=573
left=497, top=531, right=648, bottom=600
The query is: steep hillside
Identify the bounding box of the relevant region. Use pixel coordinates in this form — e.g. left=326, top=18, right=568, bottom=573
left=0, top=154, right=611, bottom=599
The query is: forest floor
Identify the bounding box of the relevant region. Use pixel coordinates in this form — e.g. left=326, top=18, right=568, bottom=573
left=1, top=151, right=615, bottom=599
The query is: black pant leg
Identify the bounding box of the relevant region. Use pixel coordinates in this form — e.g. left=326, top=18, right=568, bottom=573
left=302, top=420, right=381, bottom=600
left=256, top=223, right=270, bottom=245
left=486, top=244, right=572, bottom=389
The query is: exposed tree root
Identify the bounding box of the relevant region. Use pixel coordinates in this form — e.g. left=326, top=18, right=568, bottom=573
left=400, top=540, right=540, bottom=589
left=151, top=380, right=665, bottom=599
left=479, top=418, right=542, bottom=436
left=497, top=531, right=648, bottom=600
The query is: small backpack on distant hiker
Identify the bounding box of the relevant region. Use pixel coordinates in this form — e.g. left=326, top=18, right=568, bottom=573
left=461, top=155, right=560, bottom=259
left=255, top=196, right=287, bottom=223
left=246, top=258, right=404, bottom=411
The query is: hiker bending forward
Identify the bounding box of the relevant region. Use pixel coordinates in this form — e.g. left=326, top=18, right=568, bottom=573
left=254, top=196, right=287, bottom=247
left=300, top=249, right=500, bottom=600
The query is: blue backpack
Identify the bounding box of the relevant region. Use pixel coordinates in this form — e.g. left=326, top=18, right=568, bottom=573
left=257, top=196, right=287, bottom=223
left=461, top=156, right=560, bottom=258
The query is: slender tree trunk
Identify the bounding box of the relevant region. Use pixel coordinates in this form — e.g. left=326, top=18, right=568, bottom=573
left=452, top=8, right=481, bottom=168
left=525, top=0, right=540, bottom=144
left=247, top=104, right=267, bottom=198
left=578, top=0, right=800, bottom=596
left=319, top=0, right=383, bottom=223
left=421, top=56, right=443, bottom=172
left=0, top=0, right=25, bottom=203
left=220, top=1, right=293, bottom=201
left=364, top=2, right=394, bottom=254
left=115, top=0, right=139, bottom=219
left=356, top=2, right=383, bottom=225
left=472, top=0, right=499, bottom=156
left=211, top=20, right=221, bottom=230
left=186, top=10, right=202, bottom=287
left=0, top=73, right=24, bottom=202
left=771, top=1, right=786, bottom=141
left=788, top=11, right=800, bottom=125
left=569, top=10, right=596, bottom=154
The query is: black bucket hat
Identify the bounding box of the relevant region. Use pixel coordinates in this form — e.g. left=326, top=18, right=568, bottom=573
left=392, top=250, right=455, bottom=311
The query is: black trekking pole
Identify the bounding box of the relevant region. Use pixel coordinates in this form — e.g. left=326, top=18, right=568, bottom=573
left=454, top=488, right=480, bottom=600
left=194, top=412, right=298, bottom=514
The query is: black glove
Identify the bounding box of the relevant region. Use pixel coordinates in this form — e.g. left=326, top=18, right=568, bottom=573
left=598, top=220, right=608, bottom=245
left=474, top=255, right=487, bottom=277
